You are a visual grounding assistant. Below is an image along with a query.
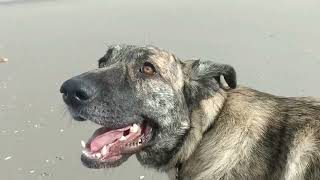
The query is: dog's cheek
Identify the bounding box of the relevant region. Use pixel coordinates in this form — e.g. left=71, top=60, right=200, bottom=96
left=135, top=80, right=176, bottom=112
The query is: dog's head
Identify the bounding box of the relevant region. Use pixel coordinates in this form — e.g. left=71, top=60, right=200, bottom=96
left=60, top=45, right=236, bottom=169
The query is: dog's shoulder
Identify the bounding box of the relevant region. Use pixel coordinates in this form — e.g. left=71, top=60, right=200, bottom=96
left=182, top=86, right=320, bottom=179
left=223, top=86, right=279, bottom=120
left=227, top=86, right=277, bottom=102
left=225, top=87, right=320, bottom=180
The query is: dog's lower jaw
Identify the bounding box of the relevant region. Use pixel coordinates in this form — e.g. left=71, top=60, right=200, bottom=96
left=81, top=154, right=131, bottom=169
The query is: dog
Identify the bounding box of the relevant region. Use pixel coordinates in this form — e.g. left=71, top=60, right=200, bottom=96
left=60, top=45, right=320, bottom=180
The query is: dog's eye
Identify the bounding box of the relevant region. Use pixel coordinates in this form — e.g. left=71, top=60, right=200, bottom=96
left=140, top=62, right=156, bottom=77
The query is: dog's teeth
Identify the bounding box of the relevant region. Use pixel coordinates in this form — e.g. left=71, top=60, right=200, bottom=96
left=101, top=145, right=108, bottom=156
left=138, top=139, right=142, bottom=144
left=95, top=153, right=102, bottom=159
left=119, top=136, right=127, bottom=141
left=133, top=123, right=139, bottom=129
left=81, top=140, right=86, bottom=148
left=130, top=124, right=139, bottom=133
left=82, top=150, right=89, bottom=156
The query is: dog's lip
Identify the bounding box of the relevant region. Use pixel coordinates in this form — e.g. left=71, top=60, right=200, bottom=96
left=81, top=153, right=131, bottom=169
left=75, top=113, right=145, bottom=128
left=73, top=115, right=87, bottom=121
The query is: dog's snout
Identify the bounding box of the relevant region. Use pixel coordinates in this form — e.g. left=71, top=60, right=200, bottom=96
left=60, top=78, right=96, bottom=106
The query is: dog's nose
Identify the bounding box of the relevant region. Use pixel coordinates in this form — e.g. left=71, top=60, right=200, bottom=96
left=60, top=78, right=96, bottom=106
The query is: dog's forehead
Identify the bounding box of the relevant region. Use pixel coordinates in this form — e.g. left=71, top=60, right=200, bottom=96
left=101, top=45, right=184, bottom=89
left=104, top=45, right=176, bottom=64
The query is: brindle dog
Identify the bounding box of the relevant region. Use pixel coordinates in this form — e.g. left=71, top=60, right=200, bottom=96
left=60, top=45, right=320, bottom=180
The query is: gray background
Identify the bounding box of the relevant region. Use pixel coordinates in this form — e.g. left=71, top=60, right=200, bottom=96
left=0, top=0, right=319, bottom=179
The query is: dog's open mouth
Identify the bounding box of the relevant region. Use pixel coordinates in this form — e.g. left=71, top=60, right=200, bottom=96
left=81, top=121, right=153, bottom=167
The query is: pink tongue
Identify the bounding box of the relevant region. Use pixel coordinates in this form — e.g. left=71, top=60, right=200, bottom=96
left=90, top=130, right=124, bottom=152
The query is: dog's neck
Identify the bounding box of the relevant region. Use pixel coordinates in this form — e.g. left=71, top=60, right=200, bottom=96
left=166, top=89, right=228, bottom=179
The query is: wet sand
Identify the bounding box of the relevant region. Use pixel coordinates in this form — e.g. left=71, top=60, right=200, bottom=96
left=0, top=0, right=320, bottom=179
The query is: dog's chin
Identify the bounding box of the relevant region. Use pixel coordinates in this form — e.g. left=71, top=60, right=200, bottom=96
left=76, top=114, right=156, bottom=169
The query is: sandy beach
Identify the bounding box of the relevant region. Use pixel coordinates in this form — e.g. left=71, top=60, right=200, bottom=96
left=0, top=0, right=319, bottom=179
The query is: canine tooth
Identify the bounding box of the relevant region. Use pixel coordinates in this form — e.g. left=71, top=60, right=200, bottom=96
left=101, top=145, right=108, bottom=156
left=138, top=139, right=142, bottom=143
left=133, top=123, right=139, bottom=129
left=95, top=153, right=102, bottom=159
left=81, top=140, right=86, bottom=148
left=130, top=124, right=139, bottom=133
left=119, top=136, right=127, bottom=141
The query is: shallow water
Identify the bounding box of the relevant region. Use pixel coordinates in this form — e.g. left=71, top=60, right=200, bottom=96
left=0, top=0, right=320, bottom=179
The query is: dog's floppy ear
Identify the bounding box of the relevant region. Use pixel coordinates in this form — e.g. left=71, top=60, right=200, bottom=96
left=182, top=59, right=237, bottom=105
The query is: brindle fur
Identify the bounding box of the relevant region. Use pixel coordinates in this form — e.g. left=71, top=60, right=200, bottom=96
left=61, top=45, right=320, bottom=180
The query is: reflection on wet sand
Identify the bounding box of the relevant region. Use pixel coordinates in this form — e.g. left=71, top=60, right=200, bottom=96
left=0, top=57, right=8, bottom=63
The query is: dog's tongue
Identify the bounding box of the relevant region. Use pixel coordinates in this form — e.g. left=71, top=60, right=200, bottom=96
left=89, top=127, right=130, bottom=152
left=89, top=131, right=122, bottom=152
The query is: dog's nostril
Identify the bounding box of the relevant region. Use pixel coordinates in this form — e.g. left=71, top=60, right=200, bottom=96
left=75, top=90, right=90, bottom=101
left=60, top=85, right=66, bottom=94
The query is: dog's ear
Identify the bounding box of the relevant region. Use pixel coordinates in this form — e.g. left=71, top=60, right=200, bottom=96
left=182, top=60, right=237, bottom=105
left=98, top=48, right=115, bottom=68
